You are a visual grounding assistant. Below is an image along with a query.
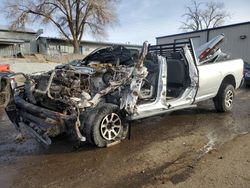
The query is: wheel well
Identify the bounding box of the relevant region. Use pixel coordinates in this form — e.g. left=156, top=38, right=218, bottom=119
left=221, top=75, right=236, bottom=88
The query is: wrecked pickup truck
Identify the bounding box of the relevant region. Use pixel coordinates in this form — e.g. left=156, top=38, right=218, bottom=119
left=5, top=35, right=244, bottom=147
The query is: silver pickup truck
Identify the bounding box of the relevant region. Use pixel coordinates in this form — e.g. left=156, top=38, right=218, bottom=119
left=5, top=35, right=244, bottom=147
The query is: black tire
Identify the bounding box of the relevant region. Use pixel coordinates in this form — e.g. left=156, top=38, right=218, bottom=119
left=84, top=103, right=128, bottom=148
left=213, top=84, right=235, bottom=112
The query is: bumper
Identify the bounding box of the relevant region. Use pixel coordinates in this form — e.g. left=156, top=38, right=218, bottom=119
left=7, top=96, right=77, bottom=145
left=14, top=96, right=74, bottom=122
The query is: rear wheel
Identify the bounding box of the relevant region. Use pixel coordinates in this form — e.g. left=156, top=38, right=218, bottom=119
left=85, top=103, right=128, bottom=147
left=213, top=84, right=235, bottom=112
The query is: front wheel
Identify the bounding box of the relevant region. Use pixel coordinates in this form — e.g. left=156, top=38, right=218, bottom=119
left=85, top=103, right=128, bottom=148
left=213, top=84, right=235, bottom=112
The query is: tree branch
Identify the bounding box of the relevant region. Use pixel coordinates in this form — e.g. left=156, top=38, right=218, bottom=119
left=180, top=0, right=230, bottom=31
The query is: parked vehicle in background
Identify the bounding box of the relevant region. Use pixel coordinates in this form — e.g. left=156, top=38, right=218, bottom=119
left=244, top=62, right=250, bottom=87
left=5, top=35, right=244, bottom=148
left=0, top=64, right=10, bottom=72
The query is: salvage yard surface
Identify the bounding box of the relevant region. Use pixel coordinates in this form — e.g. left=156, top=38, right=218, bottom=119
left=0, top=88, right=250, bottom=188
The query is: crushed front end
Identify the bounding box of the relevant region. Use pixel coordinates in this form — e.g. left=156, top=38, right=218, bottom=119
left=6, top=45, right=149, bottom=146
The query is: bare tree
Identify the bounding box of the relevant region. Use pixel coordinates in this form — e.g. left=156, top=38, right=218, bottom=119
left=4, top=0, right=118, bottom=53
left=180, top=0, right=230, bottom=31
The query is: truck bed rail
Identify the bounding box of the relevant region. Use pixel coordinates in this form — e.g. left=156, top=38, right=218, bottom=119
left=148, top=40, right=196, bottom=61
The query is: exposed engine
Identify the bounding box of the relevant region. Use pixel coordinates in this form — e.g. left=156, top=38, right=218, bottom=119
left=25, top=62, right=134, bottom=114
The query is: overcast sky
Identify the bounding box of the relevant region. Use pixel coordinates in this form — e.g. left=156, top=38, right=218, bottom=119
left=1, top=0, right=250, bottom=45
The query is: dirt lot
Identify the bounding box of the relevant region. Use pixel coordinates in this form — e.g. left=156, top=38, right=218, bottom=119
left=0, top=88, right=250, bottom=188
left=0, top=54, right=86, bottom=74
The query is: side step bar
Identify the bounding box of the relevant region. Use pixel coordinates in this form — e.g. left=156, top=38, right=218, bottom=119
left=128, top=104, right=197, bottom=120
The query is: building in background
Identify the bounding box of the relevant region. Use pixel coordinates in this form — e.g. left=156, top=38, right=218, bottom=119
left=0, top=25, right=141, bottom=57
left=37, top=37, right=142, bottom=56
left=156, top=21, right=250, bottom=63
left=0, top=26, right=41, bottom=57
